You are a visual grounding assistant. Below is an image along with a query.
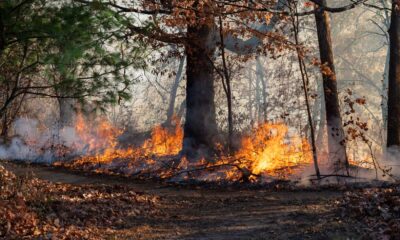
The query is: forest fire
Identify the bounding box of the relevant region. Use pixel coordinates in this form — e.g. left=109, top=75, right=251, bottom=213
left=55, top=115, right=312, bottom=182
left=58, top=114, right=183, bottom=168
left=2, top=0, right=399, bottom=239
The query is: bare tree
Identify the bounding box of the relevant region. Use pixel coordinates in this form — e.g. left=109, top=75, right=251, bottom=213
left=314, top=1, right=350, bottom=174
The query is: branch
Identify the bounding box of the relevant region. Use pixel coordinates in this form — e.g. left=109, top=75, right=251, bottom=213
left=309, top=0, right=367, bottom=13
left=23, top=91, right=89, bottom=98
left=217, top=0, right=367, bottom=16
left=363, top=2, right=391, bottom=11
left=223, top=0, right=287, bottom=55
left=74, top=0, right=171, bottom=14
left=128, top=24, right=186, bottom=45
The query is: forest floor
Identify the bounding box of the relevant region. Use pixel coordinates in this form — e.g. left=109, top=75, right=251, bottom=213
left=0, top=161, right=385, bottom=240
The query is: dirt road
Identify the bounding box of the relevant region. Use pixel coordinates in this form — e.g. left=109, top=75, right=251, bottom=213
left=4, top=162, right=363, bottom=240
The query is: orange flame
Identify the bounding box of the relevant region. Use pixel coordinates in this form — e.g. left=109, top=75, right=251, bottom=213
left=66, top=114, right=183, bottom=166
left=143, top=116, right=183, bottom=156
left=59, top=114, right=312, bottom=181
left=234, top=122, right=312, bottom=177
left=75, top=114, right=122, bottom=152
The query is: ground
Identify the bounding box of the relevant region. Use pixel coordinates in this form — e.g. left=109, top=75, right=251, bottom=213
left=1, top=162, right=367, bottom=240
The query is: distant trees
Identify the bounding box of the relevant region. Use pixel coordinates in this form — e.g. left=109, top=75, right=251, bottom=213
left=165, top=56, right=185, bottom=126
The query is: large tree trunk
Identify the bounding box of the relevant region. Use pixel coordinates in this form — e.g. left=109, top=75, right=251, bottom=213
left=182, top=18, right=218, bottom=160
left=387, top=0, right=400, bottom=147
left=314, top=2, right=349, bottom=173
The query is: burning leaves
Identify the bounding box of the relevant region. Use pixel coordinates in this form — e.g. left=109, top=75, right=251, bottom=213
left=235, top=123, right=312, bottom=178
left=0, top=113, right=315, bottom=184
left=57, top=115, right=313, bottom=183
left=142, top=116, right=183, bottom=157
left=67, top=114, right=183, bottom=165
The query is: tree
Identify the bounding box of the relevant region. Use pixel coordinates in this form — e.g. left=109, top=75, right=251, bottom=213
left=44, top=3, right=146, bottom=127
left=165, top=56, right=185, bottom=126
left=73, top=0, right=287, bottom=160
left=256, top=57, right=268, bottom=122
left=387, top=0, right=400, bottom=147
left=314, top=0, right=350, bottom=174
left=0, top=0, right=146, bottom=137
left=72, top=0, right=367, bottom=162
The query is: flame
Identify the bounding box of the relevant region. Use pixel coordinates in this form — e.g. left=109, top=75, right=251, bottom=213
left=75, top=113, right=122, bottom=152
left=57, top=114, right=312, bottom=181
left=68, top=113, right=136, bottom=164
left=62, top=114, right=183, bottom=167
left=234, top=122, right=312, bottom=178
left=142, top=116, right=183, bottom=156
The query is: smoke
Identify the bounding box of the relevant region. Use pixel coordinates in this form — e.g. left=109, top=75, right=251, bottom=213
left=0, top=118, right=86, bottom=163
left=296, top=139, right=400, bottom=186
left=298, top=132, right=400, bottom=186
left=375, top=147, right=400, bottom=180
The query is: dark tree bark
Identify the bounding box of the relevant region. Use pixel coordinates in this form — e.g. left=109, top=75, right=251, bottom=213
left=387, top=0, right=400, bottom=147
left=182, top=18, right=219, bottom=159
left=314, top=1, right=349, bottom=173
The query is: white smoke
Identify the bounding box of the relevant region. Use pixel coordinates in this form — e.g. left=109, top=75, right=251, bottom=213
left=0, top=118, right=85, bottom=163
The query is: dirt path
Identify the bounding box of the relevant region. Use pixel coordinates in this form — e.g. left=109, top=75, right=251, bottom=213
left=4, top=162, right=362, bottom=240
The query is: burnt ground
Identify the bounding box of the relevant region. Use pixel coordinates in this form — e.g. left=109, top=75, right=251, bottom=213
left=3, top=162, right=366, bottom=240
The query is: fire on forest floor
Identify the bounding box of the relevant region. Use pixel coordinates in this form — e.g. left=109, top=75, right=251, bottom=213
left=50, top=114, right=317, bottom=183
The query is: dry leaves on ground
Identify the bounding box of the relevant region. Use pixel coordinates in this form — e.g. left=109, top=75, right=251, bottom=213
left=339, top=186, right=400, bottom=240
left=0, top=165, right=160, bottom=239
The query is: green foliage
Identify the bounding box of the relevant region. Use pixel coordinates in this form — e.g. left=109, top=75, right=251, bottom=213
left=0, top=0, right=147, bottom=114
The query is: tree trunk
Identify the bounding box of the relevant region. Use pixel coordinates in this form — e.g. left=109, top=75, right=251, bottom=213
left=255, top=69, right=262, bottom=122
left=387, top=0, right=400, bottom=147
left=247, top=69, right=254, bottom=126
left=382, top=47, right=390, bottom=131
left=315, top=81, right=326, bottom=148
left=177, top=99, right=186, bottom=120
left=218, top=15, right=233, bottom=153
left=165, top=56, right=185, bottom=126
left=314, top=2, right=349, bottom=173
left=1, top=111, right=8, bottom=138
left=182, top=19, right=218, bottom=160
left=58, top=98, right=77, bottom=128
left=0, top=9, right=5, bottom=56
left=256, top=57, right=267, bottom=122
